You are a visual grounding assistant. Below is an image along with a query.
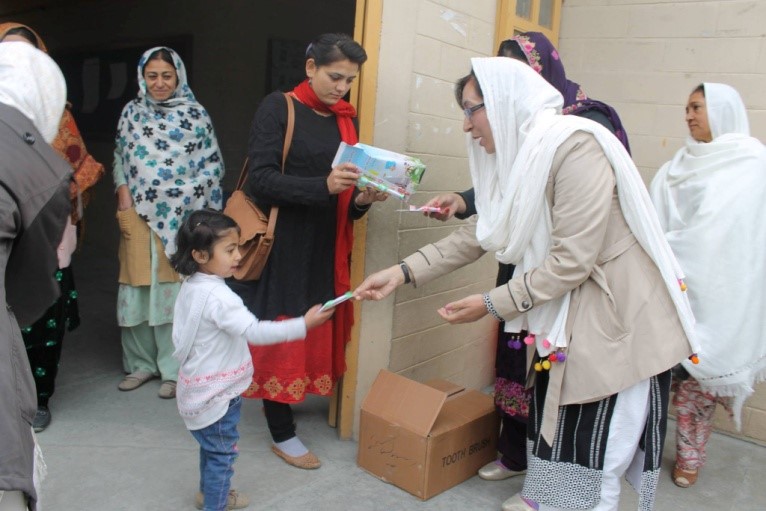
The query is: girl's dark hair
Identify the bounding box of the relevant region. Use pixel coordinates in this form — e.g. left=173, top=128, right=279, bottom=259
left=170, top=209, right=240, bottom=276
left=306, top=33, right=367, bottom=67
left=455, top=71, right=483, bottom=107
left=142, top=48, right=176, bottom=75
left=693, top=83, right=705, bottom=96
left=2, top=26, right=39, bottom=48
left=497, top=39, right=527, bottom=62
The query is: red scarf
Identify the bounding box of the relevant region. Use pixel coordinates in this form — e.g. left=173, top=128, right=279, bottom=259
left=292, top=79, right=357, bottom=378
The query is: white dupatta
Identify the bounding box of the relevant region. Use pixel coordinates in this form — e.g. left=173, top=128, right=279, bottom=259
left=0, top=42, right=65, bottom=143
left=650, top=83, right=766, bottom=427
left=469, top=57, right=698, bottom=358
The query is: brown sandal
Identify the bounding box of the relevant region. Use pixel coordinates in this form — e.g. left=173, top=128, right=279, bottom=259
left=672, top=465, right=698, bottom=488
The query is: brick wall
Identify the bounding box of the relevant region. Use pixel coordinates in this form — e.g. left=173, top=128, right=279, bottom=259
left=558, top=0, right=766, bottom=443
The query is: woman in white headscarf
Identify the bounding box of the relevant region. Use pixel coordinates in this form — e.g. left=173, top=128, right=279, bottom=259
left=356, top=57, right=698, bottom=511
left=650, top=83, right=766, bottom=489
left=0, top=41, right=71, bottom=511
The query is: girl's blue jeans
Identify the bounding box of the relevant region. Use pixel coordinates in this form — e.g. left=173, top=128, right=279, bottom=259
left=190, top=396, right=242, bottom=511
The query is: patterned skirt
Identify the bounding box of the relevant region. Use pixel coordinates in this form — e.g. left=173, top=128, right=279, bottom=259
left=523, top=369, right=671, bottom=510
left=242, top=317, right=335, bottom=403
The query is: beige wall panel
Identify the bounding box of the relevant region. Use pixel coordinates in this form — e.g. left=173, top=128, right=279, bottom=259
left=416, top=1, right=495, bottom=54
left=558, top=6, right=631, bottom=39
left=744, top=408, right=766, bottom=442
left=390, top=321, right=493, bottom=371
left=409, top=156, right=474, bottom=192
left=713, top=1, right=766, bottom=36
left=397, top=332, right=495, bottom=387
left=551, top=68, right=626, bottom=103
left=583, top=40, right=665, bottom=73
left=397, top=264, right=497, bottom=302
left=662, top=38, right=754, bottom=74
left=758, top=37, right=766, bottom=74
left=750, top=111, right=766, bottom=138
left=747, top=384, right=766, bottom=412
left=408, top=111, right=467, bottom=157
left=435, top=0, right=497, bottom=22
left=410, top=74, right=462, bottom=117
left=626, top=3, right=718, bottom=37
left=651, top=105, right=688, bottom=139
left=609, top=101, right=655, bottom=136
left=392, top=280, right=491, bottom=338
left=629, top=134, right=684, bottom=175
left=413, top=34, right=478, bottom=82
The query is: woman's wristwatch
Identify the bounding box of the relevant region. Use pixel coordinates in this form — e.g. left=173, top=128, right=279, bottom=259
left=399, top=261, right=411, bottom=284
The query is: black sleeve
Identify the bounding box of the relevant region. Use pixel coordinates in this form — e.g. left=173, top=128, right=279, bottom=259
left=579, top=109, right=617, bottom=135
left=456, top=188, right=477, bottom=219
left=348, top=188, right=370, bottom=220
left=244, top=93, right=330, bottom=206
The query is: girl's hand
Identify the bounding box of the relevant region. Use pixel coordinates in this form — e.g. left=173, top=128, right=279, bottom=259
left=437, top=294, right=487, bottom=324
left=354, top=264, right=406, bottom=301
left=422, top=193, right=466, bottom=221
left=116, top=184, right=134, bottom=211
left=327, top=163, right=360, bottom=195
left=304, top=304, right=335, bottom=330
left=355, top=186, right=389, bottom=206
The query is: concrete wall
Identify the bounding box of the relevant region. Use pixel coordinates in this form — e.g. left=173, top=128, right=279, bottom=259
left=558, top=0, right=766, bottom=443
left=557, top=0, right=766, bottom=183
left=353, top=0, right=500, bottom=436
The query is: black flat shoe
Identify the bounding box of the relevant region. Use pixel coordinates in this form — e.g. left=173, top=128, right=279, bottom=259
left=33, top=405, right=51, bottom=432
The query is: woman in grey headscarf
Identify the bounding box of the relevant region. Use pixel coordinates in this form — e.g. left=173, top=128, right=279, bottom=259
left=0, top=41, right=72, bottom=511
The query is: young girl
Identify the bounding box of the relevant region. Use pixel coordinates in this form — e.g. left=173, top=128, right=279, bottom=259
left=170, top=209, right=333, bottom=511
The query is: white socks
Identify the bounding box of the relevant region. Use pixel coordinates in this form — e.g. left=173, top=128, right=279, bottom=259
left=274, top=436, right=309, bottom=457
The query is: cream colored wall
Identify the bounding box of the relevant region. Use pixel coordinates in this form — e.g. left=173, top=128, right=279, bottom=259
left=353, top=0, right=500, bottom=437
left=558, top=0, right=766, bottom=443
left=557, top=0, right=766, bottom=183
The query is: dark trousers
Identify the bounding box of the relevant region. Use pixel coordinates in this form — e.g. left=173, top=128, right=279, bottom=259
left=263, top=399, right=296, bottom=442
left=494, top=262, right=529, bottom=472
left=21, top=266, right=79, bottom=407
left=499, top=414, right=527, bottom=471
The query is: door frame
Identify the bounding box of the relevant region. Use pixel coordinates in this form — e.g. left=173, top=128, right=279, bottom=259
left=333, top=0, right=383, bottom=440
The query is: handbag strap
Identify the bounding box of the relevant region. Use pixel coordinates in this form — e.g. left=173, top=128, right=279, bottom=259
left=234, top=92, right=295, bottom=190
left=233, top=93, right=295, bottom=240
left=263, top=93, right=294, bottom=236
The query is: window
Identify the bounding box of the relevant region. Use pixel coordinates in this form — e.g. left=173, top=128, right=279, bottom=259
left=495, top=0, right=563, bottom=50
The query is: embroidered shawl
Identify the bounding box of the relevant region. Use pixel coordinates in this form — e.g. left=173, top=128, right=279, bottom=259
left=510, top=32, right=631, bottom=153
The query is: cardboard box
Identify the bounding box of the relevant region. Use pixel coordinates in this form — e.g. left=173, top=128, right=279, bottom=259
left=357, top=370, right=498, bottom=500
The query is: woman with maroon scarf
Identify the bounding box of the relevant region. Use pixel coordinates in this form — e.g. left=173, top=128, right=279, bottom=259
left=228, top=33, right=386, bottom=469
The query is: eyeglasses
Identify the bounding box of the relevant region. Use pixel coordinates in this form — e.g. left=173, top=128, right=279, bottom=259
left=463, top=103, right=485, bottom=118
